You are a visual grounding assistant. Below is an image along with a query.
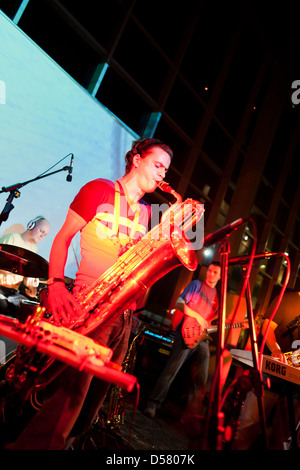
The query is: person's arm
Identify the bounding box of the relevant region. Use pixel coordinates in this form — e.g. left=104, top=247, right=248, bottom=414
left=175, top=296, right=208, bottom=330
left=47, top=209, right=86, bottom=325
left=174, top=297, right=185, bottom=313
left=261, top=319, right=286, bottom=363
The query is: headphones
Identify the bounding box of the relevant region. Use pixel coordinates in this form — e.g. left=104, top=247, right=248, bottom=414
left=27, top=215, right=45, bottom=230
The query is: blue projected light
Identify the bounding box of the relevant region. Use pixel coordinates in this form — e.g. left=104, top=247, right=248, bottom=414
left=144, top=330, right=173, bottom=343
left=0, top=11, right=138, bottom=278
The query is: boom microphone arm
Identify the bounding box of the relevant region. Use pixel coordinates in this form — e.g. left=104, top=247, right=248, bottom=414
left=203, top=216, right=251, bottom=247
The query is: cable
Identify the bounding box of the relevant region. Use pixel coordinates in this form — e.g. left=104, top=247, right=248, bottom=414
left=35, top=153, right=73, bottom=179
left=258, top=253, right=291, bottom=369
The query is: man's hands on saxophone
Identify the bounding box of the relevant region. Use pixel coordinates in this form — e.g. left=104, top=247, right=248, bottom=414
left=47, top=281, right=82, bottom=326
left=46, top=209, right=85, bottom=326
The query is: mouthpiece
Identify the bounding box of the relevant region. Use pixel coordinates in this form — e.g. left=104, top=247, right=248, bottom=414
left=157, top=181, right=182, bottom=203
left=157, top=181, right=172, bottom=193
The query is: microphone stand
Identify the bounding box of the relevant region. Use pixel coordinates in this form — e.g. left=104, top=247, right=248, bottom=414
left=224, top=251, right=290, bottom=450
left=206, top=246, right=268, bottom=450
left=239, top=268, right=268, bottom=450
left=206, top=235, right=230, bottom=449
left=205, top=225, right=266, bottom=450
left=0, top=165, right=70, bottom=226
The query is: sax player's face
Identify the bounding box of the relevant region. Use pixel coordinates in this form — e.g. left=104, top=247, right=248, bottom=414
left=134, top=147, right=171, bottom=193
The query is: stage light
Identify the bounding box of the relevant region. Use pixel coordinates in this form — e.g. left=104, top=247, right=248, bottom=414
left=204, top=247, right=213, bottom=257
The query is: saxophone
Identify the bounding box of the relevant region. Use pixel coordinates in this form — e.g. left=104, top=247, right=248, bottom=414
left=1, top=182, right=204, bottom=394
left=71, top=182, right=203, bottom=337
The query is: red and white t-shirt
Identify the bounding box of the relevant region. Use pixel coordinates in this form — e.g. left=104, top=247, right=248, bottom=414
left=70, top=178, right=151, bottom=290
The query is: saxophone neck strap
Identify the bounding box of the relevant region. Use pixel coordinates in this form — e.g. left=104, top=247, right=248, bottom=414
left=114, top=181, right=140, bottom=239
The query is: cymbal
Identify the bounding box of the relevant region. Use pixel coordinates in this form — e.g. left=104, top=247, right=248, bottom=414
left=0, top=244, right=48, bottom=279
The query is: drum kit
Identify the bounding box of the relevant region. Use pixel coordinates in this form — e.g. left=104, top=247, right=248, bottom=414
left=0, top=244, right=49, bottom=361
left=0, top=244, right=137, bottom=396
left=0, top=243, right=49, bottom=279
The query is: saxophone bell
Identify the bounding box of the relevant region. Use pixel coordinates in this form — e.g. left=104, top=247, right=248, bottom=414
left=157, top=181, right=182, bottom=203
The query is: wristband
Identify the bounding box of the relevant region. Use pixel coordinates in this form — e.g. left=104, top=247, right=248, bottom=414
left=47, top=277, right=65, bottom=285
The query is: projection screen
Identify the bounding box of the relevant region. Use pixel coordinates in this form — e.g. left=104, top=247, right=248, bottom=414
left=0, top=10, right=138, bottom=279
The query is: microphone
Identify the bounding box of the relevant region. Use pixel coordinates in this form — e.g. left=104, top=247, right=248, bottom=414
left=66, top=154, right=74, bottom=182
left=203, top=216, right=251, bottom=247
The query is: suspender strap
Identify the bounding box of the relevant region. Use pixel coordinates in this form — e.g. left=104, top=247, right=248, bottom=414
left=114, top=181, right=121, bottom=237
left=114, top=180, right=140, bottom=238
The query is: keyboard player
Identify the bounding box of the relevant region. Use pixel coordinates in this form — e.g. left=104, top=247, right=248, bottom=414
left=232, top=290, right=300, bottom=450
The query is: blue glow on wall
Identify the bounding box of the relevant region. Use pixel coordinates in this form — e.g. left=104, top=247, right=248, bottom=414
left=0, top=11, right=138, bottom=278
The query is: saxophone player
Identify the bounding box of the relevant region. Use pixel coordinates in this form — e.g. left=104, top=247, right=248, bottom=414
left=7, top=138, right=173, bottom=450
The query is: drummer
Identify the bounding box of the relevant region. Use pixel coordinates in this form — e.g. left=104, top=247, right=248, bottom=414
left=0, top=216, right=50, bottom=317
